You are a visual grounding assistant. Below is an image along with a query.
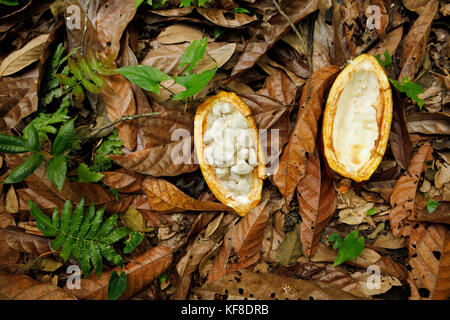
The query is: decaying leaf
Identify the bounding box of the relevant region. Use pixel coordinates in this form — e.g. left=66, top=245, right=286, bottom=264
left=142, top=177, right=231, bottom=213
left=0, top=271, right=76, bottom=300
left=276, top=222, right=302, bottom=266
left=390, top=144, right=433, bottom=237
left=408, top=224, right=450, bottom=300
left=197, top=8, right=258, bottom=28
left=274, top=65, right=339, bottom=204
left=0, top=34, right=49, bottom=77
left=195, top=270, right=359, bottom=300
left=207, top=193, right=270, bottom=282
left=0, top=228, right=53, bottom=256
left=297, top=148, right=337, bottom=257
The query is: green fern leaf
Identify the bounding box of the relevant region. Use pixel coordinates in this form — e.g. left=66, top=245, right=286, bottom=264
left=28, top=200, right=131, bottom=278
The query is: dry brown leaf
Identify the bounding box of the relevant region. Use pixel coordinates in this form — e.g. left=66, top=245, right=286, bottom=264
left=156, top=24, right=203, bottom=44
left=197, top=8, right=257, bottom=28
left=408, top=224, right=450, bottom=300
left=95, top=0, right=137, bottom=60
left=402, top=0, right=434, bottom=15
left=0, top=271, right=76, bottom=300
left=312, top=265, right=367, bottom=298
left=231, top=0, right=318, bottom=76
left=207, top=192, right=271, bottom=282
left=273, top=65, right=339, bottom=204
left=101, top=71, right=137, bottom=151
left=0, top=34, right=49, bottom=77
left=390, top=144, right=433, bottom=237
left=0, top=228, right=53, bottom=256
left=415, top=201, right=450, bottom=224
left=149, top=7, right=194, bottom=17
left=177, top=213, right=235, bottom=278
left=262, top=69, right=298, bottom=105
left=390, top=95, right=413, bottom=169
left=297, top=148, right=337, bottom=257
left=351, top=271, right=401, bottom=296
left=375, top=256, right=409, bottom=283
left=398, top=0, right=438, bottom=80
left=65, top=246, right=172, bottom=300
left=373, top=231, right=406, bottom=249
left=5, top=186, right=18, bottom=214
left=407, top=112, right=450, bottom=135
left=195, top=270, right=359, bottom=300
left=368, top=26, right=404, bottom=57
left=338, top=203, right=375, bottom=227
left=0, top=66, right=39, bottom=132
left=142, top=177, right=231, bottom=213
left=101, top=170, right=144, bottom=194
left=332, top=0, right=351, bottom=67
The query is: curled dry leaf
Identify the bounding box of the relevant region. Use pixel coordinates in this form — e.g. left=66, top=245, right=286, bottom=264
left=142, top=177, right=231, bottom=213
left=231, top=0, right=318, bottom=76
left=408, top=224, right=450, bottom=300
left=65, top=246, right=172, bottom=300
left=297, top=148, right=337, bottom=257
left=0, top=34, right=49, bottom=77
left=195, top=270, right=359, bottom=300
left=273, top=65, right=339, bottom=204
left=0, top=271, right=77, bottom=300
left=338, top=202, right=376, bottom=227
left=0, top=228, right=53, bottom=256
left=197, top=8, right=258, bottom=28
left=262, top=69, right=298, bottom=105
left=207, top=193, right=271, bottom=283
left=390, top=144, right=433, bottom=237
left=398, top=0, right=438, bottom=80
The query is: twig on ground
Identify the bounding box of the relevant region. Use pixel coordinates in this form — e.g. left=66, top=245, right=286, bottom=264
left=85, top=112, right=160, bottom=141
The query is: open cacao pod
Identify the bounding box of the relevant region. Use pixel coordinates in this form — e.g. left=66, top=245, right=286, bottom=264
left=194, top=92, right=266, bottom=216
left=322, top=54, right=393, bottom=182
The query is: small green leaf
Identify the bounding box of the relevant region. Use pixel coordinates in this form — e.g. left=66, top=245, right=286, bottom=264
left=332, top=230, right=365, bottom=266
left=76, top=163, right=105, bottom=183
left=172, top=67, right=218, bottom=100
left=2, top=153, right=44, bottom=184
left=52, top=119, right=75, bottom=156
left=233, top=7, right=250, bottom=14
left=47, top=154, right=67, bottom=191
left=375, top=49, right=392, bottom=67
left=328, top=233, right=343, bottom=249
left=389, top=77, right=425, bottom=110
left=116, top=65, right=171, bottom=94
left=108, top=270, right=127, bottom=300
left=123, top=231, right=144, bottom=254
left=159, top=273, right=169, bottom=284
left=110, top=188, right=119, bottom=201
left=426, top=199, right=439, bottom=214
left=179, top=38, right=208, bottom=74
left=366, top=207, right=378, bottom=216
left=213, top=28, right=226, bottom=40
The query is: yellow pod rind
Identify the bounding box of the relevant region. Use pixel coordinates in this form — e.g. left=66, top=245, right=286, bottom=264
left=194, top=91, right=266, bottom=216
left=322, top=54, right=393, bottom=182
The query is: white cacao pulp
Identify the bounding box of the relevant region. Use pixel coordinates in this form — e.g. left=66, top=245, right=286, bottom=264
left=203, top=101, right=259, bottom=204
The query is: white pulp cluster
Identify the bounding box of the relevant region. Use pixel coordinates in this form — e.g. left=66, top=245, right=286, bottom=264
left=203, top=101, right=258, bottom=199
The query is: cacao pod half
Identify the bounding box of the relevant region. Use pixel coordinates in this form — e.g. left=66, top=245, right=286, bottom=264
left=322, top=54, right=393, bottom=182
left=194, top=92, right=266, bottom=216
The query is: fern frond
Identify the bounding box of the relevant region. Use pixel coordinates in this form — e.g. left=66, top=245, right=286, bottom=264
left=28, top=199, right=130, bottom=278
